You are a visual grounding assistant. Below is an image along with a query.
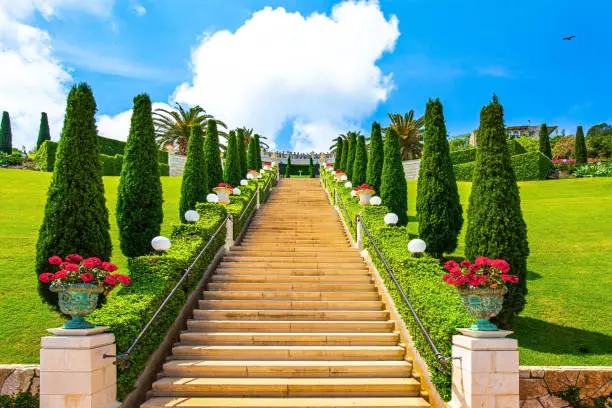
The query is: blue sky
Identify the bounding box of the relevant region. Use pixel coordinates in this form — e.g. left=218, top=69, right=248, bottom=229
left=2, top=0, right=611, bottom=150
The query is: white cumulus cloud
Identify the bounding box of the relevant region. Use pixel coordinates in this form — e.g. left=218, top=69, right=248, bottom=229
left=97, top=102, right=171, bottom=141
left=173, top=0, right=399, bottom=152
left=0, top=0, right=114, bottom=20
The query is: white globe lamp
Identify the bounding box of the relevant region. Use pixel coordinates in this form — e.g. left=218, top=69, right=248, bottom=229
left=184, top=210, right=200, bottom=223
left=247, top=173, right=255, bottom=180
left=240, top=179, right=248, bottom=186
left=408, top=239, right=427, bottom=257
left=344, top=181, right=352, bottom=188
left=233, top=188, right=241, bottom=195
left=151, top=236, right=171, bottom=252
left=370, top=196, right=382, bottom=206
left=206, top=193, right=219, bottom=203
left=384, top=213, right=399, bottom=226
left=350, top=190, right=357, bottom=197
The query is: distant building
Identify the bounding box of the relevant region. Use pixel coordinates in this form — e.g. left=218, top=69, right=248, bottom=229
left=469, top=125, right=558, bottom=146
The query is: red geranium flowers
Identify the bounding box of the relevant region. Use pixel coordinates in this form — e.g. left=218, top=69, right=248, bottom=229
left=353, top=184, right=375, bottom=192
left=442, top=257, right=518, bottom=289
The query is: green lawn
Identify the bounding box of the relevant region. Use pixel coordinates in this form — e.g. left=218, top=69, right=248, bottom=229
left=0, top=169, right=182, bottom=363
left=406, top=179, right=612, bottom=366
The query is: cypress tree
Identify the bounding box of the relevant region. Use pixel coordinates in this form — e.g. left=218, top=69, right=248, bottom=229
left=539, top=123, right=552, bottom=159
left=247, top=136, right=258, bottom=170
left=340, top=139, right=349, bottom=171
left=352, top=135, right=367, bottom=186
left=36, top=112, right=51, bottom=150
left=380, top=127, right=408, bottom=225
left=285, top=157, right=292, bottom=178
left=416, top=98, right=463, bottom=259
left=203, top=119, right=223, bottom=191
left=35, top=83, right=112, bottom=305
left=179, top=124, right=208, bottom=222
left=366, top=122, right=384, bottom=193
left=223, top=130, right=241, bottom=186
left=236, top=128, right=248, bottom=178
left=0, top=111, right=12, bottom=154
left=116, top=94, right=163, bottom=257
left=309, top=157, right=315, bottom=178
left=575, top=125, right=587, bottom=165
left=334, top=139, right=343, bottom=170
left=464, top=95, right=529, bottom=325
left=346, top=132, right=357, bottom=180
left=254, top=134, right=263, bottom=170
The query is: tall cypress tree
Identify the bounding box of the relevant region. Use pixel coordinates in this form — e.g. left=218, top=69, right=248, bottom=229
left=352, top=135, right=367, bottom=186
left=575, top=125, right=587, bottom=165
left=116, top=94, right=163, bottom=257
left=539, top=123, right=552, bottom=159
left=247, top=136, right=258, bottom=170
left=223, top=130, right=241, bottom=186
left=35, top=83, right=112, bottom=305
left=380, top=127, right=408, bottom=225
left=0, top=111, right=12, bottom=154
left=346, top=132, right=357, bottom=180
left=179, top=124, right=208, bottom=222
left=340, top=139, right=349, bottom=171
left=36, top=112, right=51, bottom=150
left=254, top=134, right=263, bottom=170
left=416, top=98, right=463, bottom=259
left=465, top=95, right=529, bottom=325
left=285, top=156, right=292, bottom=178
left=366, top=122, right=384, bottom=193
left=334, top=138, right=343, bottom=170
left=203, top=120, right=223, bottom=191
left=309, top=157, right=315, bottom=178
left=236, top=128, right=248, bottom=178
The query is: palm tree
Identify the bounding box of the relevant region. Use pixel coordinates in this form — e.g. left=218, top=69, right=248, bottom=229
left=386, top=111, right=425, bottom=160
left=238, top=127, right=270, bottom=150
left=153, top=103, right=227, bottom=155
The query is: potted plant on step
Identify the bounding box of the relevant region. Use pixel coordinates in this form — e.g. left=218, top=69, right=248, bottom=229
left=247, top=169, right=260, bottom=180
left=333, top=170, right=346, bottom=182
left=353, top=184, right=375, bottom=206
left=443, top=257, right=519, bottom=331
left=213, top=183, right=233, bottom=204
left=39, top=254, right=130, bottom=329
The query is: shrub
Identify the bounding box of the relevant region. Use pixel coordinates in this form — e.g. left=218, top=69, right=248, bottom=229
left=507, top=139, right=527, bottom=156
left=0, top=392, right=39, bottom=408
left=36, top=112, right=51, bottom=150
left=179, top=124, right=208, bottom=222
left=35, top=140, right=57, bottom=172
left=574, top=162, right=612, bottom=178
left=453, top=161, right=476, bottom=181
left=309, top=157, right=314, bottom=178
left=158, top=163, right=169, bottom=176
left=366, top=122, right=384, bottom=193
left=552, top=135, right=576, bottom=159
left=223, top=130, right=241, bottom=186
left=417, top=98, right=463, bottom=258
left=464, top=95, right=529, bottom=325
left=539, top=123, right=552, bottom=159
left=0, top=111, right=12, bottom=154
left=36, top=83, right=112, bottom=306
left=98, top=135, right=127, bottom=156
left=380, top=127, right=408, bottom=225
left=351, top=135, right=367, bottom=186
left=236, top=128, right=248, bottom=178
left=116, top=94, right=163, bottom=258
left=0, top=152, right=25, bottom=166
left=575, top=125, right=587, bottom=165
left=158, top=150, right=169, bottom=165
left=511, top=152, right=554, bottom=181
left=346, top=132, right=357, bottom=180
left=254, top=135, right=263, bottom=170
left=340, top=138, right=349, bottom=171
left=587, top=133, right=612, bottom=158
left=449, top=148, right=476, bottom=165
left=515, top=135, right=539, bottom=153
left=204, top=120, right=223, bottom=191
left=284, top=156, right=292, bottom=178
left=247, top=134, right=258, bottom=170
left=100, top=154, right=123, bottom=176
left=334, top=138, right=343, bottom=170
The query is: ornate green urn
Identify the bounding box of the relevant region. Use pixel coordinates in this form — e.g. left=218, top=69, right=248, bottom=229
left=50, top=283, right=104, bottom=329
left=457, top=287, right=507, bottom=331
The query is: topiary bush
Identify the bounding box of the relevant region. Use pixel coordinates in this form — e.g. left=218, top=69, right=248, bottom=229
left=158, top=163, right=169, bottom=176
left=204, top=120, right=223, bottom=191
left=223, top=130, right=241, bottom=187
left=254, top=135, right=263, bottom=170
left=511, top=152, right=554, bottom=181
left=453, top=161, right=476, bottom=181
left=247, top=134, right=258, bottom=171
left=449, top=148, right=476, bottom=165
left=334, top=138, right=343, bottom=170
left=575, top=125, right=587, bottom=165
left=236, top=128, right=248, bottom=178
left=351, top=135, right=367, bottom=186
left=340, top=138, right=349, bottom=172
left=539, top=123, right=552, bottom=159
left=35, top=140, right=57, bottom=172
left=345, top=132, right=357, bottom=180
left=366, top=122, right=384, bottom=193
left=284, top=156, right=292, bottom=178
left=0, top=111, right=13, bottom=154
left=380, top=127, right=408, bottom=225
left=309, top=157, right=314, bottom=178
left=100, top=154, right=123, bottom=176
left=36, top=112, right=51, bottom=150
left=98, top=135, right=127, bottom=156
left=507, top=139, right=527, bottom=156
left=179, top=124, right=208, bottom=222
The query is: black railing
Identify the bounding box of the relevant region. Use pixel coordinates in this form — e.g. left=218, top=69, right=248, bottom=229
left=357, top=214, right=450, bottom=369
left=238, top=187, right=259, bottom=221
left=334, top=188, right=353, bottom=228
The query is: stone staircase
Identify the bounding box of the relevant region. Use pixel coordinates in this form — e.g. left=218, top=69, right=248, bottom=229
left=141, top=178, right=430, bottom=408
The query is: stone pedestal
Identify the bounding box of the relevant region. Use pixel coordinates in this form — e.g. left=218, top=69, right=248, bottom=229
left=40, top=327, right=119, bottom=408
left=450, top=330, right=519, bottom=408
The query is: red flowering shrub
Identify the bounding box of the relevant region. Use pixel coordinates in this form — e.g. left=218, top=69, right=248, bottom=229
left=48, top=256, right=62, bottom=265
left=65, top=254, right=83, bottom=264
left=217, top=183, right=233, bottom=189
left=442, top=257, right=518, bottom=289
left=82, top=257, right=102, bottom=268
left=353, top=184, right=375, bottom=192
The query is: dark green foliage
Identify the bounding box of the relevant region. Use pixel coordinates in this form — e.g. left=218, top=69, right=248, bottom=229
left=539, top=123, right=552, bottom=159
left=100, top=154, right=123, bottom=176
left=380, top=127, right=408, bottom=225
left=340, top=138, right=349, bottom=171
left=203, top=119, right=223, bottom=190
left=0, top=111, right=12, bottom=154
left=283, top=164, right=311, bottom=176
left=254, top=134, right=263, bottom=170
left=334, top=139, right=343, bottom=170
left=366, top=122, right=384, bottom=193
left=345, top=132, right=357, bottom=180
left=35, top=140, right=57, bottom=172
left=0, top=392, right=39, bottom=408
left=236, top=128, right=248, bottom=178
left=247, top=135, right=258, bottom=171
left=575, top=125, right=587, bottom=165
left=464, top=96, right=529, bottom=325
left=453, top=161, right=476, bottom=181
left=309, top=157, right=314, bottom=178
left=453, top=152, right=554, bottom=182
left=97, top=135, right=127, bottom=156
left=158, top=150, right=169, bottom=164
left=36, top=112, right=51, bottom=150
left=507, top=139, right=527, bottom=156
left=35, top=83, right=112, bottom=306
left=223, top=130, right=241, bottom=186
left=158, top=163, right=170, bottom=176
left=284, top=156, right=292, bottom=178
left=417, top=98, right=463, bottom=258
left=180, top=124, right=208, bottom=222
left=116, top=94, right=163, bottom=258
left=449, top=148, right=476, bottom=164
left=351, top=135, right=367, bottom=186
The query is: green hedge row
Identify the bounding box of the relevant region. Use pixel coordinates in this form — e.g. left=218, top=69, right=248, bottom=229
left=0, top=392, right=39, bottom=408
left=450, top=139, right=526, bottom=165
left=454, top=151, right=554, bottom=181
left=100, top=154, right=123, bottom=176
left=321, top=173, right=473, bottom=401
left=35, top=140, right=57, bottom=171
left=98, top=135, right=127, bottom=156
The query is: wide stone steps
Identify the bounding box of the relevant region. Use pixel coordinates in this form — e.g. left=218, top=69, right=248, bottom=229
left=202, top=291, right=380, bottom=300
left=192, top=309, right=389, bottom=321
left=142, top=396, right=428, bottom=407
left=186, top=320, right=396, bottom=333
left=179, top=332, right=400, bottom=346
left=210, top=275, right=372, bottom=284
left=214, top=268, right=369, bottom=276
left=206, top=282, right=377, bottom=291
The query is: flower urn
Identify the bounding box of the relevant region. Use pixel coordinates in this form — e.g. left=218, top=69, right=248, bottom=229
left=356, top=189, right=374, bottom=206
left=333, top=171, right=345, bottom=182
left=457, top=286, right=507, bottom=331
left=213, top=186, right=233, bottom=204
left=51, top=282, right=104, bottom=329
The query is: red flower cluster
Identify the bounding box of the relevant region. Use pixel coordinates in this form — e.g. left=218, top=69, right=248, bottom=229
left=442, top=257, right=518, bottom=288
left=334, top=170, right=346, bottom=174
left=353, top=184, right=375, bottom=192
left=218, top=183, right=233, bottom=189
left=38, top=254, right=130, bottom=289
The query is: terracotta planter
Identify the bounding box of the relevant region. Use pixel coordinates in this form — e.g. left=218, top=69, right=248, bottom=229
left=457, top=286, right=507, bottom=331
left=213, top=187, right=233, bottom=204
left=50, top=283, right=104, bottom=329
left=356, top=190, right=374, bottom=206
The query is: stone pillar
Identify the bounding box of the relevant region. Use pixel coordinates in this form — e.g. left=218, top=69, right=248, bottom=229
left=256, top=186, right=261, bottom=210
left=355, top=218, right=363, bottom=250
left=40, top=327, right=119, bottom=408
left=225, top=213, right=234, bottom=253
left=450, top=330, right=519, bottom=408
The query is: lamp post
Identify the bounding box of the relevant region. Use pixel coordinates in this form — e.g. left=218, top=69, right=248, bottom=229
left=383, top=213, right=399, bottom=226
left=184, top=210, right=200, bottom=223
left=408, top=239, right=426, bottom=258
left=151, top=236, right=171, bottom=252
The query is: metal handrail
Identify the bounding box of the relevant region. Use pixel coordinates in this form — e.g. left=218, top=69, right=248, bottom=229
left=356, top=214, right=450, bottom=369
left=104, top=215, right=230, bottom=368
left=238, top=188, right=258, bottom=221
left=334, top=188, right=353, bottom=227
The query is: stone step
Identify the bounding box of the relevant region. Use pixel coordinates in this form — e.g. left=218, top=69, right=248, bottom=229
left=206, top=282, right=377, bottom=292
left=192, top=309, right=389, bottom=321
left=186, top=320, right=396, bottom=333
left=217, top=263, right=365, bottom=271
left=202, top=291, right=379, bottom=301
left=198, top=299, right=384, bottom=311
left=229, top=249, right=359, bottom=257
left=210, top=275, right=372, bottom=283
left=222, top=256, right=362, bottom=265
left=214, top=268, right=369, bottom=276
left=179, top=332, right=400, bottom=346
left=234, top=245, right=352, bottom=252
left=142, top=396, right=429, bottom=408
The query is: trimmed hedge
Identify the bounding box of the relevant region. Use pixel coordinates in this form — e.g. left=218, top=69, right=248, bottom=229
left=158, top=150, right=169, bottom=165
left=454, top=151, right=553, bottom=181
left=35, top=140, right=57, bottom=172
left=98, top=135, right=126, bottom=156
left=507, top=139, right=527, bottom=156
left=453, top=161, right=475, bottom=181
left=449, top=148, right=476, bottom=165
left=100, top=154, right=123, bottom=176
left=158, top=163, right=169, bottom=176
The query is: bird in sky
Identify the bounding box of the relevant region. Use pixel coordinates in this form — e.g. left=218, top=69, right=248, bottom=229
left=563, top=35, right=576, bottom=40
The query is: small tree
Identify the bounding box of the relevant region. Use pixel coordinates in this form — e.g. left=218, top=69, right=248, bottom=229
left=285, top=157, right=292, bottom=178
left=179, top=124, right=208, bottom=222
left=35, top=83, right=112, bottom=305
left=352, top=135, right=367, bottom=186
left=380, top=127, right=408, bottom=225
left=203, top=119, right=223, bottom=191
left=309, top=157, right=315, bottom=178
left=0, top=111, right=12, bottom=154
left=340, top=138, right=349, bottom=171
left=575, top=125, right=587, bottom=165
left=254, top=134, right=263, bottom=170
left=334, top=139, right=343, bottom=170
left=36, top=112, right=51, bottom=150
left=539, top=123, right=552, bottom=159
left=236, top=128, right=248, bottom=178
left=464, top=95, right=529, bottom=325
left=247, top=135, right=258, bottom=170
left=116, top=94, right=163, bottom=257
left=346, top=132, right=357, bottom=180
left=223, top=130, right=241, bottom=186
left=366, top=122, right=384, bottom=193
left=416, top=98, right=463, bottom=259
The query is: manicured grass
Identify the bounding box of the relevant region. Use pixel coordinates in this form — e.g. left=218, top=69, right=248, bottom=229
left=0, top=169, right=182, bottom=363
left=406, top=178, right=612, bottom=366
